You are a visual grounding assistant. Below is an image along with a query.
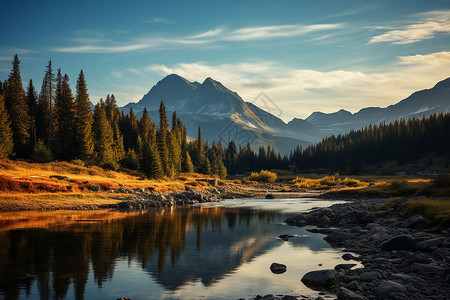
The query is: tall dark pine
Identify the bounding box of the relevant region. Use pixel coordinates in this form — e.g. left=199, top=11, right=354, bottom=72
left=93, top=100, right=115, bottom=167
left=0, top=95, right=14, bottom=158
left=156, top=101, right=170, bottom=176
left=4, top=55, right=30, bottom=157
left=36, top=60, right=54, bottom=146
left=195, top=126, right=211, bottom=174
left=26, top=79, right=38, bottom=147
left=105, top=94, right=125, bottom=162
left=124, top=108, right=138, bottom=151
left=74, top=70, right=93, bottom=160
left=54, top=74, right=75, bottom=160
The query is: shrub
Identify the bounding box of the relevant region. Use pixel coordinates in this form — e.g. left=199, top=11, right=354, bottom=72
left=121, top=149, right=139, bottom=170
left=71, top=159, right=85, bottom=167
left=31, top=140, right=53, bottom=163
left=391, top=180, right=407, bottom=189
left=247, top=170, right=277, bottom=183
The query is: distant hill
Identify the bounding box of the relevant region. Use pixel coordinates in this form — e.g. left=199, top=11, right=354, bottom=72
left=306, top=77, right=450, bottom=135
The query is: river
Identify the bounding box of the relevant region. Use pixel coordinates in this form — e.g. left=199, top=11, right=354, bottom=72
left=0, top=197, right=357, bottom=300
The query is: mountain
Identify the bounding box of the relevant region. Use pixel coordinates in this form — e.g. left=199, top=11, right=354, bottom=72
left=122, top=74, right=450, bottom=154
left=306, top=77, right=450, bottom=135
left=122, top=74, right=323, bottom=154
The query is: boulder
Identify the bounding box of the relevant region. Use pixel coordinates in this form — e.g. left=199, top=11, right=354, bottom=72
left=376, top=280, right=407, bottom=300
left=265, top=194, right=275, bottom=199
left=270, top=263, right=287, bottom=274
left=335, top=263, right=356, bottom=270
left=279, top=234, right=295, bottom=241
left=415, top=237, right=446, bottom=251
left=381, top=235, right=418, bottom=251
left=324, top=231, right=354, bottom=246
left=301, top=269, right=336, bottom=287
left=337, top=287, right=368, bottom=300
left=342, top=253, right=359, bottom=261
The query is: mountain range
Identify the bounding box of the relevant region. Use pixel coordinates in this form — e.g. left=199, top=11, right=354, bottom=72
left=121, top=74, right=450, bottom=154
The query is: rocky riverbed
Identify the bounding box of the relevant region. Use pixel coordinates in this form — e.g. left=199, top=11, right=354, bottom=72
left=268, top=197, right=450, bottom=300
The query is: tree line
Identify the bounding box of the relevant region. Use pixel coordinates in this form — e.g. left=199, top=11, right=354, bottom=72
left=0, top=55, right=226, bottom=178
left=1, top=55, right=448, bottom=177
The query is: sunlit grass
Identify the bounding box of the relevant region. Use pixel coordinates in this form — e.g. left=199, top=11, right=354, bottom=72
left=291, top=173, right=369, bottom=190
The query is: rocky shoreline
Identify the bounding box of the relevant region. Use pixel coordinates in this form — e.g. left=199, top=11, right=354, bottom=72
left=277, top=197, right=450, bottom=300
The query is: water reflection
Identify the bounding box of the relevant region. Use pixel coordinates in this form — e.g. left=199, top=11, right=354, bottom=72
left=0, top=201, right=347, bottom=300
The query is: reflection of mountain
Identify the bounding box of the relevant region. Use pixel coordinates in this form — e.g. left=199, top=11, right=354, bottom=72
left=143, top=208, right=278, bottom=290
left=0, top=207, right=332, bottom=300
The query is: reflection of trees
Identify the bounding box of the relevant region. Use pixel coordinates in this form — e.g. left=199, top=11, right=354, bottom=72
left=0, top=208, right=277, bottom=300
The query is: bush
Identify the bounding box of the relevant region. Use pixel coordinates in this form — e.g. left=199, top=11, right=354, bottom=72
left=247, top=170, right=277, bottom=183
left=31, top=140, right=53, bottom=163
left=71, top=159, right=85, bottom=167
left=391, top=180, right=407, bottom=189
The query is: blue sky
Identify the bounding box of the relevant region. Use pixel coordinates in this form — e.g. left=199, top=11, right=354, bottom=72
left=1, top=0, right=450, bottom=120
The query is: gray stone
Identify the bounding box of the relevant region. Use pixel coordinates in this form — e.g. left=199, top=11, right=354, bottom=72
left=337, top=287, right=368, bottom=300
left=376, top=280, right=407, bottom=300
left=265, top=194, right=275, bottom=199
left=335, top=263, right=357, bottom=270
left=279, top=234, right=295, bottom=241
left=281, top=296, right=297, bottom=300
left=324, top=231, right=354, bottom=246
left=360, top=271, right=380, bottom=282
left=381, top=235, right=417, bottom=251
left=301, top=269, right=336, bottom=287
left=342, top=253, right=359, bottom=261
left=270, top=263, right=287, bottom=274
left=415, top=237, right=446, bottom=251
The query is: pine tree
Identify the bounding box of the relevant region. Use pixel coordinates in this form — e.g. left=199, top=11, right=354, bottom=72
left=195, top=126, right=211, bottom=174
left=74, top=70, right=93, bottom=161
left=4, top=55, right=30, bottom=157
left=0, top=95, right=14, bottom=158
left=156, top=101, right=170, bottom=175
left=140, top=139, right=163, bottom=178
left=93, top=100, right=115, bottom=168
left=124, top=108, right=138, bottom=151
left=26, top=79, right=38, bottom=148
left=54, top=73, right=75, bottom=160
left=224, top=140, right=238, bottom=174
left=36, top=60, right=54, bottom=146
left=180, top=127, right=194, bottom=173
left=0, top=80, right=3, bottom=96
left=138, top=107, right=154, bottom=143
left=105, top=94, right=125, bottom=162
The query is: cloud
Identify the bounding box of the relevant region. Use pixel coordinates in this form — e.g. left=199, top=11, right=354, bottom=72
left=52, top=22, right=343, bottom=53
left=142, top=51, right=450, bottom=120
left=370, top=10, right=450, bottom=44
left=144, top=18, right=174, bottom=24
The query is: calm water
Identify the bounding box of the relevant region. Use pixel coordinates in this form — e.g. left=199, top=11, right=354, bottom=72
left=0, top=197, right=356, bottom=300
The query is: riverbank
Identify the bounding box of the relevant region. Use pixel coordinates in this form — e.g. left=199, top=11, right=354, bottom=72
left=284, top=197, right=450, bottom=300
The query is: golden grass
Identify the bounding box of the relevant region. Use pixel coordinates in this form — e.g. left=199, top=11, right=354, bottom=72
left=247, top=170, right=277, bottom=183
left=291, top=173, right=369, bottom=190
left=0, top=159, right=224, bottom=195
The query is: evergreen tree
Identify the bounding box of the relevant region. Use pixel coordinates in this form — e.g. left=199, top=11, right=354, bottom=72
left=140, top=139, right=163, bottom=179
left=156, top=101, right=170, bottom=176
left=4, top=55, right=30, bottom=157
left=138, top=108, right=154, bottom=143
left=93, top=100, right=115, bottom=168
left=180, top=127, right=194, bottom=173
left=74, top=70, right=93, bottom=161
left=124, top=108, right=138, bottom=151
left=36, top=60, right=54, bottom=145
left=195, top=126, right=211, bottom=174
left=0, top=80, right=3, bottom=96
left=224, top=140, right=238, bottom=174
left=26, top=79, right=38, bottom=148
left=105, top=94, right=125, bottom=162
left=0, top=95, right=14, bottom=158
left=54, top=74, right=75, bottom=160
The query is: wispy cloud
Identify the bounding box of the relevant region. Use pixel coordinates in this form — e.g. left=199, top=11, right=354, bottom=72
left=143, top=18, right=174, bottom=24
left=370, top=10, right=450, bottom=44
left=142, top=51, right=450, bottom=120
left=53, top=22, right=343, bottom=53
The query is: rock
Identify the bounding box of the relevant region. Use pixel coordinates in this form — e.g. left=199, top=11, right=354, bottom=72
left=410, top=263, right=446, bottom=276
left=335, top=263, right=356, bottom=270
left=105, top=190, right=115, bottom=193
left=337, top=287, right=368, bottom=300
left=403, top=215, right=429, bottom=229
left=265, top=194, right=275, bottom=199
left=381, top=235, right=418, bottom=251
left=270, top=263, right=287, bottom=274
left=415, top=237, right=446, bottom=251
left=342, top=253, right=359, bottom=261
left=87, top=185, right=101, bottom=192
left=324, top=231, right=354, bottom=246
left=301, top=269, right=336, bottom=287
left=279, top=234, right=295, bottom=241
left=376, top=280, right=407, bottom=300
left=282, top=296, right=297, bottom=300
left=360, top=271, right=380, bottom=281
